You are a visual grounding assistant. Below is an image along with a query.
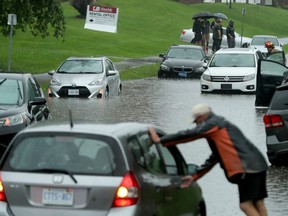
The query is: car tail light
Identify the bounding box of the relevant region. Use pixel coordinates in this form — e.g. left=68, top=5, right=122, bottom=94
left=182, top=30, right=186, bottom=35
left=112, top=171, right=139, bottom=207
left=263, top=114, right=284, bottom=128
left=0, top=173, right=7, bottom=202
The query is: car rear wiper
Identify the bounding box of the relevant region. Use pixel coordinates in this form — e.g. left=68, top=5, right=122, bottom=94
left=28, top=168, right=77, bottom=183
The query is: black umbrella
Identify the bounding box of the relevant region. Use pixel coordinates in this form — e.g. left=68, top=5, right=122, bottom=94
left=214, top=12, right=228, bottom=20
left=192, top=11, right=214, bottom=20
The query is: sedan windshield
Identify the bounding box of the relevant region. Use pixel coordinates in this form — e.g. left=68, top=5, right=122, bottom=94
left=0, top=79, right=24, bottom=105
left=167, top=48, right=204, bottom=60
left=57, top=59, right=103, bottom=74
left=209, top=54, right=255, bottom=67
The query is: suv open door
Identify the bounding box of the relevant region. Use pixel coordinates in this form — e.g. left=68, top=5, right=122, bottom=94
left=255, top=53, right=288, bottom=107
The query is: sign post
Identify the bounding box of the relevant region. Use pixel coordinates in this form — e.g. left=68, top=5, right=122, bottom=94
left=240, top=8, right=246, bottom=47
left=8, top=14, right=17, bottom=72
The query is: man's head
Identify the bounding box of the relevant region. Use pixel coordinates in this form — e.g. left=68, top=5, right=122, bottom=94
left=265, top=41, right=274, bottom=52
left=191, top=103, right=212, bottom=124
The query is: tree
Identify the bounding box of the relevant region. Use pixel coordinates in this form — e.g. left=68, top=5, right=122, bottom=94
left=0, top=0, right=66, bottom=39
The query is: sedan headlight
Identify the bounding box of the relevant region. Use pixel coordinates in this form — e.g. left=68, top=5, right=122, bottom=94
left=194, top=67, right=206, bottom=73
left=202, top=74, right=211, bottom=81
left=50, top=78, right=61, bottom=86
left=243, top=74, right=255, bottom=81
left=3, top=113, right=26, bottom=126
left=89, top=78, right=103, bottom=86
left=160, top=64, right=170, bottom=71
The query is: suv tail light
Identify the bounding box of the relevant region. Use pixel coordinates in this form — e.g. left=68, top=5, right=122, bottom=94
left=0, top=173, right=7, bottom=202
left=263, top=114, right=284, bottom=128
left=112, top=171, right=139, bottom=207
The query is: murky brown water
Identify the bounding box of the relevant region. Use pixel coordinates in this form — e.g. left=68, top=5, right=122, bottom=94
left=47, top=78, right=288, bottom=216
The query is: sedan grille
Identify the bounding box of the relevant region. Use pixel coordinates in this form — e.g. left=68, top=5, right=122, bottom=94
left=211, top=76, right=244, bottom=82
left=173, top=67, right=193, bottom=73
left=58, top=87, right=91, bottom=97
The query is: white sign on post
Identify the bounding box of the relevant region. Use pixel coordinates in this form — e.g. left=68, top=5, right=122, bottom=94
left=7, top=14, right=17, bottom=25
left=84, top=5, right=119, bottom=33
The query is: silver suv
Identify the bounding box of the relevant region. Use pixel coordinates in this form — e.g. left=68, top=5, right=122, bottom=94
left=0, top=121, right=206, bottom=216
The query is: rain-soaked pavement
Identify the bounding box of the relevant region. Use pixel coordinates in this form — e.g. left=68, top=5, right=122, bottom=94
left=46, top=78, right=288, bottom=216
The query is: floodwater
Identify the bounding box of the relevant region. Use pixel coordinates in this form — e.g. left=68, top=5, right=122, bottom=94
left=47, top=78, right=288, bottom=216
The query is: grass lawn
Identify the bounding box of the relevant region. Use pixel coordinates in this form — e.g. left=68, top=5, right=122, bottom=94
left=0, top=0, right=287, bottom=77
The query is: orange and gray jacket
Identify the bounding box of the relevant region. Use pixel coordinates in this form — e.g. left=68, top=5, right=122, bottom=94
left=160, top=112, right=268, bottom=182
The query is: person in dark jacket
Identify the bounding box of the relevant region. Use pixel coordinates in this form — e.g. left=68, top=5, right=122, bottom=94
left=226, top=20, right=236, bottom=48
left=149, top=103, right=268, bottom=216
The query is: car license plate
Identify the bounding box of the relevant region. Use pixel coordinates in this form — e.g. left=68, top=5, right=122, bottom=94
left=42, top=188, right=74, bottom=206
left=68, top=89, right=79, bottom=96
left=221, top=84, right=232, bottom=90
left=178, top=72, right=187, bottom=77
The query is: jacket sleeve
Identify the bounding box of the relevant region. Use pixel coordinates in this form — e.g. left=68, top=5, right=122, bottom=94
left=192, top=154, right=218, bottom=181
left=159, top=118, right=219, bottom=147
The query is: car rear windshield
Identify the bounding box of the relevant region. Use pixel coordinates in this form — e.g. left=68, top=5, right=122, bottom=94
left=2, top=133, right=126, bottom=176
left=270, top=88, right=288, bottom=110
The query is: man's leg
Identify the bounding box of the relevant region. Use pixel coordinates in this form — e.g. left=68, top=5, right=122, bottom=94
left=239, top=201, right=260, bottom=216
left=254, top=199, right=267, bottom=216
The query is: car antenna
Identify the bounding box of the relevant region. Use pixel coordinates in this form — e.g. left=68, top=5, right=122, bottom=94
left=69, top=109, right=73, bottom=128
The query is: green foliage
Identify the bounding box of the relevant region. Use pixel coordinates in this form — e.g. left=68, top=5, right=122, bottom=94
left=0, top=0, right=66, bottom=39
left=0, top=0, right=287, bottom=74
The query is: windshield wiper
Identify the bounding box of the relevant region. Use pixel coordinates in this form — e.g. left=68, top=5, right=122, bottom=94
left=28, top=168, right=77, bottom=183
left=16, top=80, right=23, bottom=101
left=0, top=79, right=7, bottom=86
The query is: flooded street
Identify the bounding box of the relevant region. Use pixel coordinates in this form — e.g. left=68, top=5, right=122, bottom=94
left=47, top=78, right=288, bottom=216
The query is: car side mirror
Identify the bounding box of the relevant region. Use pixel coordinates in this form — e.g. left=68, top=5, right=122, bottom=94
left=29, top=97, right=47, bottom=106
left=48, top=70, right=55, bottom=76
left=107, top=70, right=116, bottom=76
left=159, top=53, right=166, bottom=58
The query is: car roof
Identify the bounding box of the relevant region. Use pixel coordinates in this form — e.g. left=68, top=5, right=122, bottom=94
left=214, top=47, right=258, bottom=54
left=0, top=72, right=32, bottom=79
left=169, top=44, right=203, bottom=50
left=17, top=121, right=162, bottom=137
left=66, top=56, right=107, bottom=61
left=251, top=35, right=279, bottom=39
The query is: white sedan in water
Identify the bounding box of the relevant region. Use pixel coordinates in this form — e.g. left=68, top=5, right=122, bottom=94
left=180, top=27, right=251, bottom=48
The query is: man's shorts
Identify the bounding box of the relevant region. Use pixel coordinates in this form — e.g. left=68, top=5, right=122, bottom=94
left=237, top=171, right=268, bottom=203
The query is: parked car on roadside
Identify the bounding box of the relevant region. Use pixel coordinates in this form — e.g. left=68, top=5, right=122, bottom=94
left=179, top=27, right=251, bottom=48
left=248, top=35, right=283, bottom=57
left=0, top=121, right=206, bottom=216
left=48, top=57, right=122, bottom=98
left=255, top=54, right=288, bottom=107
left=263, top=82, right=288, bottom=166
left=0, top=72, right=50, bottom=154
left=200, top=47, right=264, bottom=93
left=158, top=44, right=208, bottom=78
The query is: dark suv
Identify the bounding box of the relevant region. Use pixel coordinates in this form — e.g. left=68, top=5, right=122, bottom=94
left=0, top=73, right=51, bottom=154
left=263, top=82, right=288, bottom=165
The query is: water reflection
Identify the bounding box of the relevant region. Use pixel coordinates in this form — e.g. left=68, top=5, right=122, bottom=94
left=47, top=78, right=288, bottom=216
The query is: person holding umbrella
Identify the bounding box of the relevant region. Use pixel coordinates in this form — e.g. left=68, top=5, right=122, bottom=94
left=201, top=18, right=210, bottom=54
left=192, top=18, right=202, bottom=45
left=212, top=18, right=223, bottom=52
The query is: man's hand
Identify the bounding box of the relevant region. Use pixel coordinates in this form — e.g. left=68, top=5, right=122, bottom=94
left=148, top=127, right=161, bottom=144
left=180, top=175, right=194, bottom=188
